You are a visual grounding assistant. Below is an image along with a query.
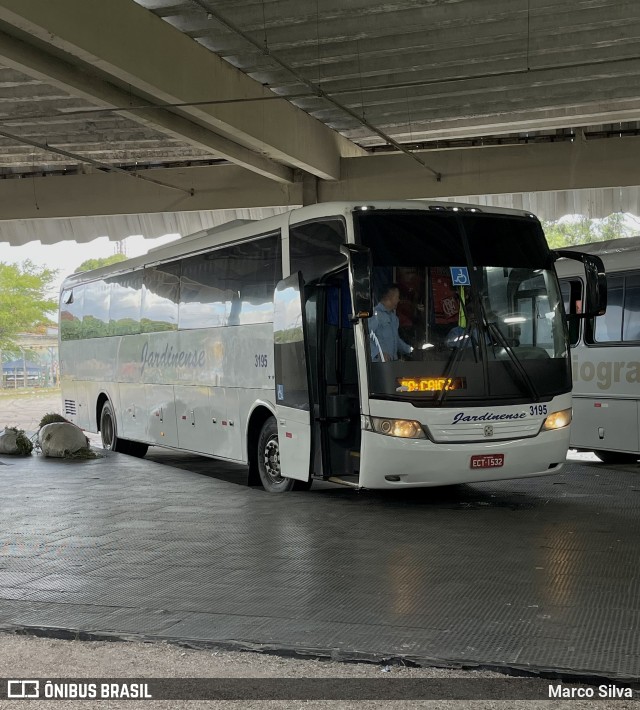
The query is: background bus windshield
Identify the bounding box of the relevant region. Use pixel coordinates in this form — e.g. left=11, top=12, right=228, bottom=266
left=355, top=210, right=571, bottom=404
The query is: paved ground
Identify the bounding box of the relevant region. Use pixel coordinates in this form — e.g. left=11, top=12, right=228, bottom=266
left=1, top=391, right=639, bottom=693
left=0, top=390, right=63, bottom=432
left=2, top=634, right=636, bottom=709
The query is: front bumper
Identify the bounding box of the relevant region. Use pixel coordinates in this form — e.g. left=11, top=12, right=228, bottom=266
left=357, top=427, right=569, bottom=489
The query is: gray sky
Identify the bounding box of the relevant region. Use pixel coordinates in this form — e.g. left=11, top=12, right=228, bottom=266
left=1, top=233, right=180, bottom=297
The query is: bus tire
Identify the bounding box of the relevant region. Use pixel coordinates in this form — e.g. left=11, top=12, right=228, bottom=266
left=100, top=401, right=129, bottom=454
left=594, top=449, right=638, bottom=465
left=257, top=417, right=312, bottom=493
left=126, top=441, right=149, bottom=458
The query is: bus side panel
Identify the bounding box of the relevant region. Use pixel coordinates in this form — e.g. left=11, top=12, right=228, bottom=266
left=224, top=388, right=243, bottom=461
left=571, top=396, right=639, bottom=453
left=146, top=384, right=178, bottom=447
left=60, top=338, right=119, bottom=431
left=174, top=385, right=211, bottom=454
left=60, top=377, right=77, bottom=424
left=571, top=347, right=640, bottom=453
left=116, top=382, right=147, bottom=443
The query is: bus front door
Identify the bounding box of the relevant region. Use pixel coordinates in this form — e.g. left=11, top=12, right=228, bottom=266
left=273, top=273, right=314, bottom=483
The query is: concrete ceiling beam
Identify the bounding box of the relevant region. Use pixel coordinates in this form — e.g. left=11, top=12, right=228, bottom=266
left=321, top=136, right=640, bottom=201
left=0, top=164, right=302, bottom=220
left=0, top=136, right=637, bottom=221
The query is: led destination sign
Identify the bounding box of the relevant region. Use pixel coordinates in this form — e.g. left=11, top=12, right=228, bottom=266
left=397, top=377, right=466, bottom=393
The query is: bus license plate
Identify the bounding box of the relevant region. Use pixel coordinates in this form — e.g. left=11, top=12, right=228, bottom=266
left=470, top=454, right=504, bottom=469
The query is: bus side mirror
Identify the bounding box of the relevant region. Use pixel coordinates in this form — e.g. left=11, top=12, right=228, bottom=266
left=340, top=244, right=373, bottom=322
left=554, top=250, right=607, bottom=319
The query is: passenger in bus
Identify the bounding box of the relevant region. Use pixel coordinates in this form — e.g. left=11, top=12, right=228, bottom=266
left=369, top=284, right=413, bottom=362
left=446, top=302, right=492, bottom=349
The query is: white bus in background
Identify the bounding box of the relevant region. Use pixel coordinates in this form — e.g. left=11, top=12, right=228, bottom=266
left=58, top=201, right=605, bottom=492
left=557, top=237, right=640, bottom=464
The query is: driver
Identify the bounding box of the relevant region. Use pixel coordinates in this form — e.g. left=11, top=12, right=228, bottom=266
left=369, top=284, right=413, bottom=362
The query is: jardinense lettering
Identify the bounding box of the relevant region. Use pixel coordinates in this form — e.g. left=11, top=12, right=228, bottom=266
left=140, top=342, right=206, bottom=374
left=451, top=411, right=527, bottom=425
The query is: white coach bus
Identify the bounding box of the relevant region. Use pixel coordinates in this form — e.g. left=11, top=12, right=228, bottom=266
left=557, top=236, right=640, bottom=464
left=59, top=201, right=605, bottom=492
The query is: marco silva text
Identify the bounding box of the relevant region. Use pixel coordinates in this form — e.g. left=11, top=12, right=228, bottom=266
left=548, top=683, right=634, bottom=699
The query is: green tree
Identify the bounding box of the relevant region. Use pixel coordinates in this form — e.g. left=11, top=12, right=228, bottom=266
left=74, top=254, right=127, bottom=273
left=599, top=212, right=630, bottom=242
left=0, top=261, right=58, bottom=350
left=542, top=214, right=632, bottom=249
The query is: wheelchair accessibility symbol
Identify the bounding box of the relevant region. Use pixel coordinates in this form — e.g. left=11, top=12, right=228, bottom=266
left=450, top=266, right=470, bottom=286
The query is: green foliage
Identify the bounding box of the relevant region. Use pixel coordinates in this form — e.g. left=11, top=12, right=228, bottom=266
left=1, top=346, right=40, bottom=363
left=65, top=446, right=99, bottom=460
left=7, top=427, right=34, bottom=455
left=38, top=413, right=69, bottom=428
left=0, top=261, right=58, bottom=350
left=74, top=254, right=127, bottom=273
left=542, top=214, right=633, bottom=249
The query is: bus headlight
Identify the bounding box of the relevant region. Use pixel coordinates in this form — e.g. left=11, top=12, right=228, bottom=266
left=541, top=408, right=572, bottom=431
left=367, top=416, right=426, bottom=439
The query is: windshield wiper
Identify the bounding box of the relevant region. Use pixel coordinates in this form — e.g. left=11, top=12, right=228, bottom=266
left=479, top=300, right=540, bottom=402
left=434, top=295, right=479, bottom=406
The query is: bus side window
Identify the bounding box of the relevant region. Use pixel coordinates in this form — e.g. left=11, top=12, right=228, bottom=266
left=142, top=263, right=180, bottom=332
left=560, top=278, right=582, bottom=346
left=591, top=275, right=623, bottom=343
left=109, top=271, right=142, bottom=336
left=225, top=233, right=281, bottom=326
left=622, top=273, right=640, bottom=342
left=60, top=286, right=84, bottom=341
left=289, top=219, right=346, bottom=282
left=81, top=279, right=110, bottom=339
left=179, top=254, right=228, bottom=329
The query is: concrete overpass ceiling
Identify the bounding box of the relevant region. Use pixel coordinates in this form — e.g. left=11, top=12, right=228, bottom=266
left=137, top=0, right=640, bottom=144
left=0, top=0, right=638, bottom=244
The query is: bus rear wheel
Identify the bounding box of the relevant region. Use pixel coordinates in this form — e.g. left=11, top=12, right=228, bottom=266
left=257, top=417, right=312, bottom=493
left=594, top=450, right=638, bottom=465
left=100, top=401, right=148, bottom=457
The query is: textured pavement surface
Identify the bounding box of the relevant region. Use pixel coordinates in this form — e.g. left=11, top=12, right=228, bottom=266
left=1, top=431, right=639, bottom=682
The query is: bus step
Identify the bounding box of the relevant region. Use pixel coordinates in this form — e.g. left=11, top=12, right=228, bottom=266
left=328, top=476, right=360, bottom=489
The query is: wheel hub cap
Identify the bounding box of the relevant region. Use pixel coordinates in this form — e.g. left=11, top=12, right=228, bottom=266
left=264, top=437, right=282, bottom=482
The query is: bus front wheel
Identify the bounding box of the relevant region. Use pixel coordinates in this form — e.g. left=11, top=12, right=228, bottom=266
left=257, top=418, right=312, bottom=493
left=99, top=401, right=148, bottom=457
left=594, top=449, right=638, bottom=465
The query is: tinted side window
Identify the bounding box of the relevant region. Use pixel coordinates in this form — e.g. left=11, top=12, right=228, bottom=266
left=593, top=275, right=623, bottom=343
left=82, top=279, right=110, bottom=338
left=109, top=271, right=142, bottom=335
left=289, top=219, right=346, bottom=282
left=142, top=263, right=180, bottom=332
left=179, top=254, right=228, bottom=329
left=179, top=233, right=282, bottom=329
left=622, top=273, right=640, bottom=342
left=226, top=233, right=281, bottom=325
left=60, top=286, right=84, bottom=341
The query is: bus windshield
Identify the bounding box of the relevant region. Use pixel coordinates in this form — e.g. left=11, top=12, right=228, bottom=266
left=355, top=210, right=570, bottom=404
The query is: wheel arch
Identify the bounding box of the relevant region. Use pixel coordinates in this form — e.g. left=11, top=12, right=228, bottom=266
left=95, top=392, right=110, bottom=431
left=246, top=401, right=276, bottom=486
